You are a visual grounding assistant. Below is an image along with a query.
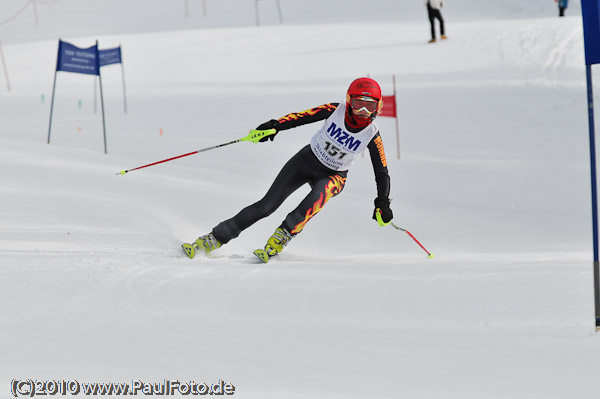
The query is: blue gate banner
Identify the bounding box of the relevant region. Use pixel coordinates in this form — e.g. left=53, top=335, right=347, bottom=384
left=99, top=47, right=122, bottom=67
left=582, top=0, right=600, bottom=65
left=56, top=40, right=99, bottom=75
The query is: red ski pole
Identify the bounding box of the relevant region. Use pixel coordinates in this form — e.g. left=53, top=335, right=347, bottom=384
left=117, top=128, right=275, bottom=176
left=390, top=222, right=434, bottom=259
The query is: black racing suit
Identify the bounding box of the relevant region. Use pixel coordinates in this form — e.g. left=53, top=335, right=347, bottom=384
left=212, top=103, right=391, bottom=244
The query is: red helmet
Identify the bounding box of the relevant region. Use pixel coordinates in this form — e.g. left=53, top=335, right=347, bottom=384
left=345, top=77, right=383, bottom=129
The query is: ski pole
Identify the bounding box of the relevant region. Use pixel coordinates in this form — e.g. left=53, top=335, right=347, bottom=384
left=117, top=128, right=276, bottom=176
left=390, top=222, right=434, bottom=259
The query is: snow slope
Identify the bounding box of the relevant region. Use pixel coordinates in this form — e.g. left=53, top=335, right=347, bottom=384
left=0, top=0, right=583, bottom=44
left=1, top=0, right=599, bottom=398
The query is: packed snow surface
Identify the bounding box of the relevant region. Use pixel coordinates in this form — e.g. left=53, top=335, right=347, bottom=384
left=1, top=0, right=599, bottom=398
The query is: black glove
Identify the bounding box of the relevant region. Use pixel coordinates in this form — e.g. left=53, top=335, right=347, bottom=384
left=372, top=196, right=393, bottom=226
left=256, top=119, right=279, bottom=142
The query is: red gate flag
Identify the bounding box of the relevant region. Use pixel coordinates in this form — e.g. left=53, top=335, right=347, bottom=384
left=380, top=94, right=397, bottom=117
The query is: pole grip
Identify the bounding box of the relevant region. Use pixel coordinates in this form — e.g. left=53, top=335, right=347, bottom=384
left=243, top=128, right=276, bottom=143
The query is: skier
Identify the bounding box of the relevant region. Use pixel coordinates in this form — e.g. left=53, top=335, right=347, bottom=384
left=425, top=0, right=447, bottom=43
left=182, top=77, right=394, bottom=263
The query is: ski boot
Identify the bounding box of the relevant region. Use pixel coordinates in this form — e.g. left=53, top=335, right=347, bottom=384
left=253, top=227, right=293, bottom=263
left=182, top=233, right=221, bottom=259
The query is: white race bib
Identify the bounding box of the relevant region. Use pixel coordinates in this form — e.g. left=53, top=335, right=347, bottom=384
left=310, top=102, right=378, bottom=171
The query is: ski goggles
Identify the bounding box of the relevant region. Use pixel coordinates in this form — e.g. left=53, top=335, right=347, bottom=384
left=350, top=96, right=379, bottom=113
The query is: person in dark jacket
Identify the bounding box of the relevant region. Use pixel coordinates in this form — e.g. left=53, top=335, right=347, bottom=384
left=182, top=77, right=394, bottom=263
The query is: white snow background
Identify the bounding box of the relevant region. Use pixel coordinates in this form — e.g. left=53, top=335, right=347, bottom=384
left=1, top=0, right=599, bottom=398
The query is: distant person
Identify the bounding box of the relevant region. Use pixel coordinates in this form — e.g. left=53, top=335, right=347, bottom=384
left=182, top=77, right=394, bottom=263
left=557, top=0, right=568, bottom=17
left=425, top=0, right=446, bottom=43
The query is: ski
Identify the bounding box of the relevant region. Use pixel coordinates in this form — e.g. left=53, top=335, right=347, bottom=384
left=253, top=249, right=270, bottom=263
left=182, top=242, right=198, bottom=259
left=184, top=243, right=270, bottom=263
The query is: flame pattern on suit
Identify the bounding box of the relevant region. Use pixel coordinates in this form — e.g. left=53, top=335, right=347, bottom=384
left=277, top=103, right=338, bottom=128
left=291, top=175, right=347, bottom=234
